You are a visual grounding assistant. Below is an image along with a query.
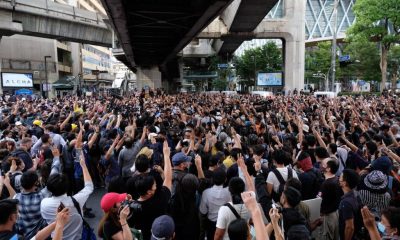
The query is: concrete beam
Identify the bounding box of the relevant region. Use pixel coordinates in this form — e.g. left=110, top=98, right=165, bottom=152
left=196, top=0, right=306, bottom=91
left=0, top=0, right=112, bottom=47
left=181, top=39, right=216, bottom=58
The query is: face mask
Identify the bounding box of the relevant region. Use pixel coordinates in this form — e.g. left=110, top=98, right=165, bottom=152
left=377, top=222, right=386, bottom=234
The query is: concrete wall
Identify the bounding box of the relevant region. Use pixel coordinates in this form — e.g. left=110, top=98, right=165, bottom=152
left=0, top=35, right=59, bottom=96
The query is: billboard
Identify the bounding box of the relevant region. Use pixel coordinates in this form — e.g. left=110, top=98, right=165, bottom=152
left=257, top=72, right=283, bottom=86
left=1, top=73, right=33, bottom=88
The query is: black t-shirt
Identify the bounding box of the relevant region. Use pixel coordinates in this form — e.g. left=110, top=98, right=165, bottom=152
left=0, top=231, right=17, bottom=240
left=128, top=186, right=171, bottom=240
left=100, top=219, right=121, bottom=240
left=320, top=176, right=343, bottom=214
left=339, top=191, right=363, bottom=240
left=298, top=169, right=322, bottom=200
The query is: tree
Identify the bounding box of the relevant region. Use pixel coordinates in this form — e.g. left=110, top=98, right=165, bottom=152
left=347, top=0, right=400, bottom=91
left=341, top=39, right=381, bottom=82
left=305, top=41, right=332, bottom=89
left=234, top=41, right=282, bottom=86
left=209, top=55, right=231, bottom=91
left=388, top=45, right=400, bottom=89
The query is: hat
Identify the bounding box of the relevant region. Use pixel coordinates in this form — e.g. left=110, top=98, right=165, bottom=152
left=0, top=199, right=19, bottom=219
left=100, top=192, right=127, bottom=212
left=148, top=133, right=157, bottom=141
left=364, top=170, right=388, bottom=192
left=15, top=121, right=22, bottom=126
left=172, top=152, right=191, bottom=166
left=33, top=120, right=42, bottom=126
left=283, top=187, right=301, bottom=207
left=151, top=215, right=175, bottom=240
left=330, top=116, right=337, bottom=122
left=71, top=124, right=78, bottom=131
left=371, top=156, right=392, bottom=174
left=138, top=147, right=154, bottom=159
left=302, top=124, right=309, bottom=133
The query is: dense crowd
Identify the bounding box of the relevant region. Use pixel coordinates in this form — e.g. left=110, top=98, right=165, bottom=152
left=0, top=90, right=400, bottom=240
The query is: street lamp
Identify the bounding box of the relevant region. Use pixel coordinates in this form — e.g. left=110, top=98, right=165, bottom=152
left=330, top=0, right=339, bottom=91
left=44, top=56, right=51, bottom=98
left=251, top=55, right=257, bottom=90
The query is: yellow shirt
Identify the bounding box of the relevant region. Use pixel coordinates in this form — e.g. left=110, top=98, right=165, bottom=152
left=223, top=156, right=235, bottom=168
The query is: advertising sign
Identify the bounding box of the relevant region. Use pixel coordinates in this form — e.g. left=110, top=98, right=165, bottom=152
left=1, top=73, right=33, bottom=88
left=257, top=72, right=283, bottom=86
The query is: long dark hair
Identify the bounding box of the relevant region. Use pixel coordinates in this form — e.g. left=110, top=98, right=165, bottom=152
left=98, top=209, right=121, bottom=238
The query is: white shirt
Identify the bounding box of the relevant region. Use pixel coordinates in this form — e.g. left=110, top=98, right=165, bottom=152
left=199, top=185, right=231, bottom=221
left=266, top=167, right=299, bottom=193
left=216, top=203, right=251, bottom=240
left=40, top=181, right=93, bottom=239
left=216, top=202, right=268, bottom=240
left=336, top=147, right=348, bottom=175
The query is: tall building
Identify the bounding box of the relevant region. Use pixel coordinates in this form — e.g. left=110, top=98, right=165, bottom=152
left=235, top=0, right=356, bottom=55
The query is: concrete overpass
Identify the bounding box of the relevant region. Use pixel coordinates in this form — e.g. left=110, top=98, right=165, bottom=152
left=100, top=0, right=236, bottom=89
left=0, top=0, right=112, bottom=47
left=195, top=0, right=306, bottom=91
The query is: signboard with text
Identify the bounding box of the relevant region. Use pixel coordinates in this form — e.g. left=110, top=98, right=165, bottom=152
left=1, top=73, right=33, bottom=88
left=257, top=72, right=283, bottom=86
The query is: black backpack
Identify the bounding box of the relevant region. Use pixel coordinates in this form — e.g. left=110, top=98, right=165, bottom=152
left=271, top=167, right=293, bottom=202
left=286, top=224, right=311, bottom=240
left=10, top=172, right=22, bottom=193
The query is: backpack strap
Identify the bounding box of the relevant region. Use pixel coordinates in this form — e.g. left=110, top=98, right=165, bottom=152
left=224, top=203, right=241, bottom=220
left=337, top=153, right=346, bottom=168
left=287, top=167, right=293, bottom=180
left=272, top=168, right=286, bottom=186
left=71, top=197, right=83, bottom=218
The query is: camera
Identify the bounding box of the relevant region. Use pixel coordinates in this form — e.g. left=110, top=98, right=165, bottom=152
left=119, top=200, right=142, bottom=219
left=271, top=203, right=282, bottom=213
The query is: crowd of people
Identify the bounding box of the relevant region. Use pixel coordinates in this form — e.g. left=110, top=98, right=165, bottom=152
left=0, top=90, right=400, bottom=240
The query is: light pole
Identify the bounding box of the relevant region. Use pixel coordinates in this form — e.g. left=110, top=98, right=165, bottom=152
left=252, top=55, right=257, bottom=90
left=330, top=0, right=339, bottom=91
left=44, top=56, right=51, bottom=98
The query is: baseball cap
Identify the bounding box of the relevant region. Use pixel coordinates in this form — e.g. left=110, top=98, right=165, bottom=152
left=151, top=215, right=175, bottom=240
left=100, top=192, right=127, bottom=212
left=172, top=152, right=191, bottom=166
left=15, top=121, right=22, bottom=126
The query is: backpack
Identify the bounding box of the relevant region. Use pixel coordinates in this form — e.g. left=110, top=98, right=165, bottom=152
left=271, top=167, right=293, bottom=202
left=286, top=224, right=311, bottom=240
left=10, top=172, right=22, bottom=193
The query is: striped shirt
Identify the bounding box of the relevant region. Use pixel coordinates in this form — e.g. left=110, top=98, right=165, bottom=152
left=358, top=190, right=391, bottom=216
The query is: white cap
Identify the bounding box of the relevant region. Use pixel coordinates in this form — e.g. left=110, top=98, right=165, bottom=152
left=15, top=121, right=22, bottom=126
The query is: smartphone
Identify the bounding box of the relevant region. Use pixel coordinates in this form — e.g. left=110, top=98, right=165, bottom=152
left=58, top=202, right=65, bottom=212
left=75, top=149, right=83, bottom=162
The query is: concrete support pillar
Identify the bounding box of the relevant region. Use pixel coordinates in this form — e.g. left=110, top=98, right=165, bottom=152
left=136, top=66, right=162, bottom=90
left=254, top=0, right=306, bottom=92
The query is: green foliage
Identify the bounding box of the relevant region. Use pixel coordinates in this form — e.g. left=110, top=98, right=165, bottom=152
left=305, top=41, right=332, bottom=83
left=347, top=0, right=400, bottom=89
left=234, top=41, right=282, bottom=85
left=212, top=78, right=229, bottom=91
left=348, top=0, right=400, bottom=46
left=341, top=39, right=381, bottom=81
